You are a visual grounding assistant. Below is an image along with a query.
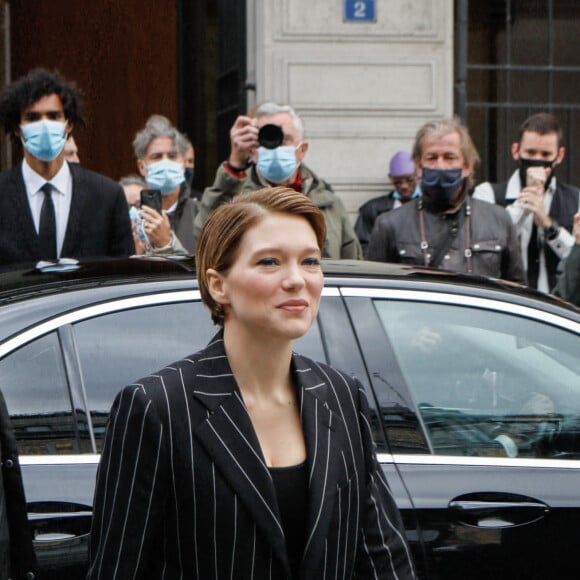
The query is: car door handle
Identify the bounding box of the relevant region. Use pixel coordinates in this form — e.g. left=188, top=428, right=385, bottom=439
left=449, top=493, right=549, bottom=528
left=28, top=501, right=92, bottom=541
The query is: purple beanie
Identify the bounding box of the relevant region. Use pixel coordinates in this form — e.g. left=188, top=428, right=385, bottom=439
left=389, top=151, right=415, bottom=177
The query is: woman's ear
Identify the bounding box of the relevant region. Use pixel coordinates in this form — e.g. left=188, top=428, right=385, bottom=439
left=206, top=268, right=230, bottom=306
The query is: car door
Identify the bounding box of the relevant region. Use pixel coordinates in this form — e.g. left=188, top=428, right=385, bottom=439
left=0, top=285, right=344, bottom=577
left=0, top=290, right=213, bottom=578
left=344, top=286, right=580, bottom=579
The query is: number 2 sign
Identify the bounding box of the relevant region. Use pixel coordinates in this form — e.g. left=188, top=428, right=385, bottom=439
left=344, top=0, right=376, bottom=22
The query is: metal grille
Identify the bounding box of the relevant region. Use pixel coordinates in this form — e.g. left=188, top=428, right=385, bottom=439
left=456, top=0, right=580, bottom=186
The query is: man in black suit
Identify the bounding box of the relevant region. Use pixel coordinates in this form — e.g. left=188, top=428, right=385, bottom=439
left=0, top=69, right=134, bottom=271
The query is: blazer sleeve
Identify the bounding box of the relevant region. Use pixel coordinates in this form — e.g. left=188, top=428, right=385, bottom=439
left=109, top=185, right=136, bottom=256
left=87, top=384, right=168, bottom=579
left=354, top=381, right=416, bottom=579
left=0, top=389, right=39, bottom=580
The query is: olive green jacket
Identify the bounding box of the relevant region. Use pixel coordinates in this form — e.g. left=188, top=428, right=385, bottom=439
left=193, top=163, right=361, bottom=259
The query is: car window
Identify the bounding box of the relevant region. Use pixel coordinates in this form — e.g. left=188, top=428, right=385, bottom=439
left=73, top=301, right=215, bottom=448
left=73, top=300, right=326, bottom=450
left=374, top=300, right=580, bottom=459
left=0, top=332, right=80, bottom=455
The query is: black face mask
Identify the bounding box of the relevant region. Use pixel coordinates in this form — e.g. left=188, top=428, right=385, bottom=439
left=420, top=167, right=464, bottom=212
left=184, top=167, right=195, bottom=187
left=518, top=157, right=557, bottom=191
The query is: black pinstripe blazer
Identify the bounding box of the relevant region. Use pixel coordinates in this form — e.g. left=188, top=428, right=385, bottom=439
left=87, top=332, right=415, bottom=580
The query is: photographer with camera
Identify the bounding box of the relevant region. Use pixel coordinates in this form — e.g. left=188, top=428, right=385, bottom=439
left=193, top=103, right=361, bottom=259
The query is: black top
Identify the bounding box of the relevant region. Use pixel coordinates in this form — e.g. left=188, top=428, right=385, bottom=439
left=269, top=461, right=309, bottom=578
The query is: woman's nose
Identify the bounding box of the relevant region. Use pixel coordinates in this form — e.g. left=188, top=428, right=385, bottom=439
left=282, top=263, right=306, bottom=289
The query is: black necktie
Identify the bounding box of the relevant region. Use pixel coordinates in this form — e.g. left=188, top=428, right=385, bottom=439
left=38, top=183, right=57, bottom=260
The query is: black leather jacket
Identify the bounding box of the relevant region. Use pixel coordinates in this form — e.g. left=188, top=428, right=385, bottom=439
left=367, top=196, right=526, bottom=284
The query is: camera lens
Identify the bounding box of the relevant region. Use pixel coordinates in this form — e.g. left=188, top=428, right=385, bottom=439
left=258, top=124, right=284, bottom=149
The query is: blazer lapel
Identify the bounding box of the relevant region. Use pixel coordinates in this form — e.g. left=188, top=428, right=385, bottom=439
left=191, top=335, right=290, bottom=574
left=62, top=163, right=83, bottom=256
left=11, top=166, right=40, bottom=258
left=293, top=354, right=349, bottom=572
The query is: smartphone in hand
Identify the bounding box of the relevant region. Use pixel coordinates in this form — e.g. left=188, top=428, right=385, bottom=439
left=140, top=189, right=162, bottom=214
left=525, top=168, right=546, bottom=191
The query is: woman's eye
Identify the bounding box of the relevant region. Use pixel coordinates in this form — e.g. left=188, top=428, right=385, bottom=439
left=258, top=258, right=278, bottom=266
left=303, top=257, right=321, bottom=267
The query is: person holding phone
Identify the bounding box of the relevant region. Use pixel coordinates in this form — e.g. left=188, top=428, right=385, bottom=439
left=88, top=187, right=415, bottom=580
left=132, top=114, right=198, bottom=255
left=473, top=112, right=579, bottom=292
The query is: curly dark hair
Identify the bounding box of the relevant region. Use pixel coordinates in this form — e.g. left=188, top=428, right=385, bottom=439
left=0, top=68, right=85, bottom=137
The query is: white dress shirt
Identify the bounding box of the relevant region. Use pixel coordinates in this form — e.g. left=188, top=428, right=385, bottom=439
left=22, top=159, right=73, bottom=258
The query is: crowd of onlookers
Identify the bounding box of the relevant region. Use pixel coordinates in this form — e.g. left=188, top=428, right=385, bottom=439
left=0, top=66, right=579, bottom=578
left=0, top=68, right=578, bottom=307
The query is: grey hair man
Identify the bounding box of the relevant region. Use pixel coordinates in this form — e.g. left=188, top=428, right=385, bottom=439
left=193, top=102, right=361, bottom=259
left=367, top=117, right=525, bottom=283
left=132, top=114, right=198, bottom=255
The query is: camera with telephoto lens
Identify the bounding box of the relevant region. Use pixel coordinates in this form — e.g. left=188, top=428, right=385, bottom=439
left=258, top=124, right=284, bottom=149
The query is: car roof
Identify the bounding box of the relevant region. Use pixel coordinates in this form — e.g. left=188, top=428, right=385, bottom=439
left=0, top=255, right=578, bottom=316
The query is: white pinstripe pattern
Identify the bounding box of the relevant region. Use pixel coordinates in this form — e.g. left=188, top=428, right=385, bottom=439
left=87, top=334, right=415, bottom=579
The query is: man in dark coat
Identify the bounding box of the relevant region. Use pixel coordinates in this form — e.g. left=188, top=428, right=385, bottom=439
left=0, top=69, right=134, bottom=271
left=355, top=150, right=420, bottom=256
left=367, top=118, right=525, bottom=284
left=0, top=388, right=38, bottom=580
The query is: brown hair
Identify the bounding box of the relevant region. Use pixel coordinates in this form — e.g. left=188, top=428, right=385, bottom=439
left=518, top=112, right=563, bottom=147
left=412, top=117, right=480, bottom=188
left=196, top=187, right=327, bottom=325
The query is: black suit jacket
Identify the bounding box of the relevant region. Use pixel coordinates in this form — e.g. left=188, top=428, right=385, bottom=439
left=88, top=332, right=415, bottom=579
left=0, top=389, right=38, bottom=580
left=0, top=162, right=134, bottom=270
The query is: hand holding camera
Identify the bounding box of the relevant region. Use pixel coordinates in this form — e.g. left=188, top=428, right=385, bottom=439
left=228, top=115, right=260, bottom=168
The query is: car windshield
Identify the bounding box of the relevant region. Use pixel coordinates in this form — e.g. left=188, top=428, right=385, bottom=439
left=375, top=299, right=580, bottom=459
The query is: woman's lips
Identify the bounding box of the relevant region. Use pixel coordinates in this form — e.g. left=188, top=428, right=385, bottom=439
left=278, top=299, right=308, bottom=313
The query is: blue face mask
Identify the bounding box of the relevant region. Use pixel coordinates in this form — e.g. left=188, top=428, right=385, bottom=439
left=145, top=159, right=185, bottom=195
left=257, top=145, right=299, bottom=184
left=129, top=206, right=148, bottom=243
left=184, top=166, right=195, bottom=187
left=420, top=167, right=464, bottom=212
left=20, top=120, right=68, bottom=162
left=393, top=186, right=421, bottom=201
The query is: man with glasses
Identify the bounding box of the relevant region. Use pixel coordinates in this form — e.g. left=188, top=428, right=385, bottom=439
left=355, top=151, right=420, bottom=256
left=193, top=102, right=361, bottom=259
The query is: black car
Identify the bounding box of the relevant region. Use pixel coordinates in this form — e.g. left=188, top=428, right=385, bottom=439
left=1, top=257, right=579, bottom=579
